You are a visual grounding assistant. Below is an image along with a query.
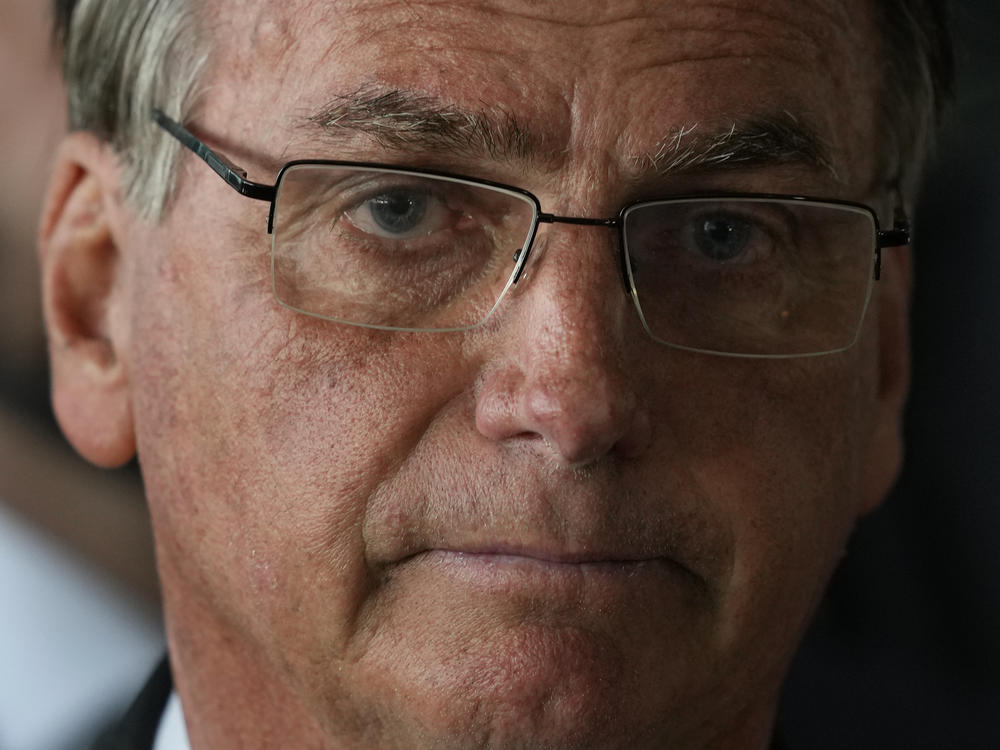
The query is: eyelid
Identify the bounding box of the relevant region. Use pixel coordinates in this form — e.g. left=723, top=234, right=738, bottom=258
left=334, top=175, right=440, bottom=208
left=339, top=176, right=493, bottom=219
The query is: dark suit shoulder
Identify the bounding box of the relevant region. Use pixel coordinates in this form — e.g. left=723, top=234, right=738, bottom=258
left=90, top=657, right=172, bottom=750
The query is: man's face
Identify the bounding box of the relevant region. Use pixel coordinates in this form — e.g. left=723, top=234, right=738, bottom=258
left=111, top=0, right=904, bottom=747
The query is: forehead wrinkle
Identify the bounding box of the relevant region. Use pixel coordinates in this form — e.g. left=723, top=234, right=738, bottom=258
left=338, top=0, right=673, bottom=30
left=338, top=0, right=849, bottom=36
left=661, top=0, right=858, bottom=51
left=688, top=0, right=853, bottom=40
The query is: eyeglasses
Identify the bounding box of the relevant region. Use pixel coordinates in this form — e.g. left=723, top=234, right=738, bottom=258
left=154, top=109, right=909, bottom=358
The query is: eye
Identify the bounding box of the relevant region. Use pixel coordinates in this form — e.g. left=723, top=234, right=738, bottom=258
left=689, top=213, right=758, bottom=262
left=368, top=189, right=428, bottom=234
left=346, top=187, right=454, bottom=239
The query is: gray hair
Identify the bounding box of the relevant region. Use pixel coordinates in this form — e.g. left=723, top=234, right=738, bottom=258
left=55, top=0, right=205, bottom=219
left=52, top=0, right=953, bottom=220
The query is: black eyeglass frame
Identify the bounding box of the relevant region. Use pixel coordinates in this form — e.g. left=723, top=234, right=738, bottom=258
left=154, top=107, right=909, bottom=268
left=153, top=108, right=911, bottom=354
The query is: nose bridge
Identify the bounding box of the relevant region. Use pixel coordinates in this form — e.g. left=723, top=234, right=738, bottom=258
left=519, top=219, right=627, bottom=335
left=480, top=220, right=650, bottom=466
left=515, top=213, right=629, bottom=293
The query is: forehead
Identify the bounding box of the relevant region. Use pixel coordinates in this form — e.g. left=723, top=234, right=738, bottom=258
left=203, top=0, right=881, bottom=189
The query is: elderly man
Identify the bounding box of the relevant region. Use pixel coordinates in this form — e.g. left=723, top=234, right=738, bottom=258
left=40, top=0, right=951, bottom=747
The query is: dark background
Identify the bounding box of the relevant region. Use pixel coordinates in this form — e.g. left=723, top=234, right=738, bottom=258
left=781, top=2, right=1000, bottom=747
left=0, top=1, right=996, bottom=748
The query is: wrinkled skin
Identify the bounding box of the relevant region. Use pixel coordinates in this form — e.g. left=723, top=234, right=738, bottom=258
left=40, top=0, right=910, bottom=747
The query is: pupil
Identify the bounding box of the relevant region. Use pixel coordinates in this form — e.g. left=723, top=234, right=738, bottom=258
left=370, top=191, right=428, bottom=234
left=696, top=216, right=751, bottom=261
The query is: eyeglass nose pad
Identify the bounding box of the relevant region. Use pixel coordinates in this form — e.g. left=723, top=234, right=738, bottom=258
left=512, top=246, right=528, bottom=284
left=617, top=240, right=633, bottom=297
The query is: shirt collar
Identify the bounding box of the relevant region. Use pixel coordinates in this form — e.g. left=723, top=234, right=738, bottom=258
left=153, top=691, right=191, bottom=750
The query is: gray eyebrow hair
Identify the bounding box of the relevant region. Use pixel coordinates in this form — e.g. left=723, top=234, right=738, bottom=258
left=304, top=87, right=533, bottom=162
left=305, top=87, right=837, bottom=181
left=637, top=114, right=839, bottom=181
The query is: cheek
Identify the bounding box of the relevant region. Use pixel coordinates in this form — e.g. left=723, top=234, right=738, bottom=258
left=673, top=350, right=876, bottom=674
left=129, top=231, right=473, bottom=663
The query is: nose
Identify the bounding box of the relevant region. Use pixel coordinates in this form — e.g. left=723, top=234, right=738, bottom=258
left=474, top=226, right=652, bottom=467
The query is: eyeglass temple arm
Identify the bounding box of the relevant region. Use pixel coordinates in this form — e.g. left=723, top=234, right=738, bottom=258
left=877, top=227, right=909, bottom=248
left=872, top=213, right=910, bottom=280
left=152, top=108, right=276, bottom=203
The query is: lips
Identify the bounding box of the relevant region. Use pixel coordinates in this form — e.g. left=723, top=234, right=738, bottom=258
left=361, top=453, right=731, bottom=595
left=379, top=543, right=703, bottom=602
left=374, top=547, right=704, bottom=616
left=409, top=545, right=665, bottom=567
left=366, top=504, right=726, bottom=595
left=421, top=549, right=677, bottom=581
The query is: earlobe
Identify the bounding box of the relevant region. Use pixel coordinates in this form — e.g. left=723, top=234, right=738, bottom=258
left=858, top=244, right=913, bottom=514
left=39, top=133, right=136, bottom=468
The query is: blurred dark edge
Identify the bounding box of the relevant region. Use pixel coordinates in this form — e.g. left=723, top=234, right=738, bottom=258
left=0, top=401, right=158, bottom=607
left=0, top=0, right=158, bottom=610
left=781, top=2, right=1000, bottom=748
left=0, top=0, right=996, bottom=746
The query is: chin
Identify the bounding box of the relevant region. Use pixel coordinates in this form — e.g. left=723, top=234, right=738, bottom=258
left=350, top=622, right=684, bottom=750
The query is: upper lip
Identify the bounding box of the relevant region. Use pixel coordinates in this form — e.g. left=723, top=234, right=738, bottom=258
left=362, top=464, right=728, bottom=589
left=375, top=530, right=716, bottom=595
left=425, top=545, right=663, bottom=565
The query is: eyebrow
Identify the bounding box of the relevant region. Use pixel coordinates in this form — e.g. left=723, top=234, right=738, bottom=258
left=303, top=87, right=837, bottom=180
left=304, top=86, right=534, bottom=162
left=636, top=114, right=838, bottom=181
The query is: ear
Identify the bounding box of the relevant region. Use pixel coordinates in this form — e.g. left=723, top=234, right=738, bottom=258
left=39, top=132, right=136, bottom=468
left=858, top=243, right=912, bottom=514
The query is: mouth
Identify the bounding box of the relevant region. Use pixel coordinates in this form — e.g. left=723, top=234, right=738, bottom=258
left=424, top=546, right=661, bottom=567
left=392, top=546, right=694, bottom=592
